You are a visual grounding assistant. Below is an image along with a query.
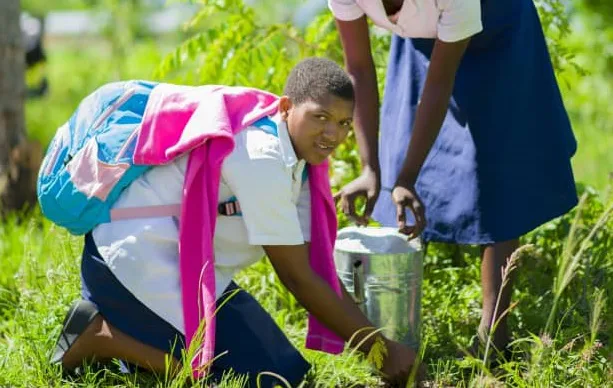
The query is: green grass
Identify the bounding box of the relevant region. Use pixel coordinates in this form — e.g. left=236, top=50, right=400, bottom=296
left=0, top=189, right=611, bottom=387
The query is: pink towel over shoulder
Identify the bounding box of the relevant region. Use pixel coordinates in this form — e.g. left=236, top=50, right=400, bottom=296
left=132, top=83, right=344, bottom=378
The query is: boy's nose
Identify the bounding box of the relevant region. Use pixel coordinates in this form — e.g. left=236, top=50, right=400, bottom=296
left=322, top=124, right=340, bottom=143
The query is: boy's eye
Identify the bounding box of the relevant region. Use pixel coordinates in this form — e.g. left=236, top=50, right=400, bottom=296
left=340, top=120, right=352, bottom=127
left=316, top=115, right=327, bottom=121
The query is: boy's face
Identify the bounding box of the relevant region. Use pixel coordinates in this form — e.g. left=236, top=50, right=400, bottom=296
left=280, top=94, right=354, bottom=165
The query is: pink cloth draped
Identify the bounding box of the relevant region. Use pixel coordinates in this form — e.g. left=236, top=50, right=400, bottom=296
left=132, top=83, right=344, bottom=378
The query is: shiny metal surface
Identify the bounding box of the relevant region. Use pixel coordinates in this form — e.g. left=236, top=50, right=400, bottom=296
left=334, top=226, right=423, bottom=349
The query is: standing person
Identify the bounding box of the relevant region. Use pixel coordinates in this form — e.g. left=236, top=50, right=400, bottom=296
left=331, top=0, right=578, bottom=359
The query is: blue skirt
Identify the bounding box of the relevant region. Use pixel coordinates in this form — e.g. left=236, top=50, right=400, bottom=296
left=80, top=234, right=310, bottom=387
left=373, top=0, right=578, bottom=244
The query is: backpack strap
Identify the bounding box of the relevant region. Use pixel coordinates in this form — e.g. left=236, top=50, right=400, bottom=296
left=110, top=204, right=182, bottom=221
left=217, top=196, right=242, bottom=216
left=109, top=198, right=242, bottom=222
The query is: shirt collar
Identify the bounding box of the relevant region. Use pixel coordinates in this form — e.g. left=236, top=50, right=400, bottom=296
left=273, top=115, right=303, bottom=169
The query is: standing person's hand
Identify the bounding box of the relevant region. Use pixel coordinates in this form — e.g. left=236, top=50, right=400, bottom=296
left=335, top=166, right=381, bottom=226
left=391, top=184, right=426, bottom=239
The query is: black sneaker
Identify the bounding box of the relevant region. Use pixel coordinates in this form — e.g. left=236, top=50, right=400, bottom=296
left=50, top=299, right=100, bottom=365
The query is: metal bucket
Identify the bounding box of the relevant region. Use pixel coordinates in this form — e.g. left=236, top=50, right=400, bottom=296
left=334, top=226, right=423, bottom=349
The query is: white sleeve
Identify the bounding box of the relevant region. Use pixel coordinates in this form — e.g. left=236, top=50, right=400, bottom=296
left=437, top=0, right=483, bottom=42
left=296, top=179, right=311, bottom=242
left=221, top=134, right=304, bottom=246
left=328, top=0, right=365, bottom=21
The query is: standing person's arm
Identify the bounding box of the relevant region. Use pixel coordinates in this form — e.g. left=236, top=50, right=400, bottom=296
left=392, top=38, right=470, bottom=239
left=334, top=16, right=381, bottom=225
left=393, top=0, right=482, bottom=238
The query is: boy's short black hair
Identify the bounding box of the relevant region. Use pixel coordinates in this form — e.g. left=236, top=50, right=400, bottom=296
left=283, top=57, right=354, bottom=105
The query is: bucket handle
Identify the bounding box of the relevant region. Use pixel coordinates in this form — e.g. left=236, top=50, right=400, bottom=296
left=352, top=260, right=366, bottom=308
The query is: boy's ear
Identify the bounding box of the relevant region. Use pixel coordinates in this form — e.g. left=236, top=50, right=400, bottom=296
left=279, top=96, right=293, bottom=121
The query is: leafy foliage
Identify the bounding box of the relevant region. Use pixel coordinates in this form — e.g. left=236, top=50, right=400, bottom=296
left=534, top=0, right=586, bottom=85
left=559, top=1, right=613, bottom=189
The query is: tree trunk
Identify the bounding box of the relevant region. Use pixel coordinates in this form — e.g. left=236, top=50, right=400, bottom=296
left=0, top=0, right=41, bottom=215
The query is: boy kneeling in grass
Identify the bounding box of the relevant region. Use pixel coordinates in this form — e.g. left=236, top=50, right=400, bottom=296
left=46, top=58, right=417, bottom=386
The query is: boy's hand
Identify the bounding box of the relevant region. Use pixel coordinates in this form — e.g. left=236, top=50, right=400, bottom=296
left=335, top=166, right=381, bottom=226
left=380, top=340, right=423, bottom=387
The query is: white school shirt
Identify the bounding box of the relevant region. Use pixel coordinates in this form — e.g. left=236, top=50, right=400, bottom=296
left=328, top=0, right=483, bottom=42
left=91, top=116, right=311, bottom=333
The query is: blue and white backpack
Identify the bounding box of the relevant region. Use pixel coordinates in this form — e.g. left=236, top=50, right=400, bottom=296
left=37, top=80, right=287, bottom=235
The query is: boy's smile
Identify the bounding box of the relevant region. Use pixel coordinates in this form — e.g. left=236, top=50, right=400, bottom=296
left=280, top=94, right=354, bottom=165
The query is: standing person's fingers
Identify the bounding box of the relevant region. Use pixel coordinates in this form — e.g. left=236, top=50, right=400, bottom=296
left=363, top=184, right=380, bottom=219
left=396, top=201, right=407, bottom=231
left=411, top=200, right=426, bottom=237
left=333, top=190, right=343, bottom=205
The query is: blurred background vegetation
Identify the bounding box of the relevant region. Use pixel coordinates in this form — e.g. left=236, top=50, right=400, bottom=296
left=20, top=0, right=612, bottom=192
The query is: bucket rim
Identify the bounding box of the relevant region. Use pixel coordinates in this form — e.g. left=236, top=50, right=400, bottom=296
left=335, top=226, right=423, bottom=254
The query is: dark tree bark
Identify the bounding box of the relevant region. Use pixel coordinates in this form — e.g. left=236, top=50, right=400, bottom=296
left=0, top=0, right=41, bottom=215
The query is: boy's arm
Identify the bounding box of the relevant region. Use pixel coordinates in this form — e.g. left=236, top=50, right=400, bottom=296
left=265, top=243, right=419, bottom=383
left=264, top=243, right=378, bottom=353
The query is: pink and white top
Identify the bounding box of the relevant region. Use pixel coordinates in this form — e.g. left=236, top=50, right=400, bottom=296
left=328, top=0, right=483, bottom=42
